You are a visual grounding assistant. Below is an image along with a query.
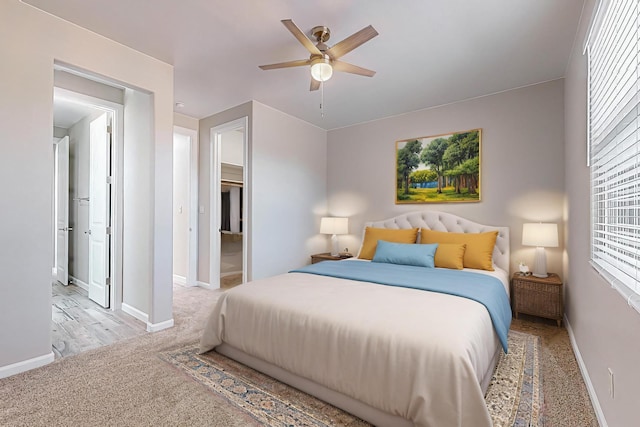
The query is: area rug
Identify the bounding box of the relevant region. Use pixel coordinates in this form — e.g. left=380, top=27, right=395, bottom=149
left=160, top=330, right=543, bottom=426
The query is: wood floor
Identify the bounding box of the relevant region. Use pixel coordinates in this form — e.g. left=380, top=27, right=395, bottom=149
left=51, top=282, right=147, bottom=358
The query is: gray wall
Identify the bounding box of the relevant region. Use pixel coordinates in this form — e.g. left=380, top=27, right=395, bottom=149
left=564, top=0, right=640, bottom=425
left=327, top=80, right=566, bottom=274
left=122, top=89, right=154, bottom=315
left=54, top=69, right=124, bottom=105
left=197, top=101, right=328, bottom=284
left=198, top=102, right=253, bottom=284
left=174, top=112, right=199, bottom=130
left=251, top=101, right=328, bottom=279
left=0, top=0, right=173, bottom=375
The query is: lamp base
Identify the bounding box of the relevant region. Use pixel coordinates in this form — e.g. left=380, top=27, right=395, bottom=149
left=330, top=234, right=339, bottom=257
left=531, top=247, right=548, bottom=278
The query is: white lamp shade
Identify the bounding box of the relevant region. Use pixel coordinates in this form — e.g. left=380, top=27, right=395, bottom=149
left=310, top=59, right=333, bottom=82
left=522, top=223, right=558, bottom=247
left=320, top=217, right=348, bottom=235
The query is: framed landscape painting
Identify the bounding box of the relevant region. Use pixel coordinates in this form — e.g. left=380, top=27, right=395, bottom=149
left=395, top=129, right=481, bottom=204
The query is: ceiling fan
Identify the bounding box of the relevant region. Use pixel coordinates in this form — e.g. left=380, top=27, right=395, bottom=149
left=259, top=19, right=379, bottom=91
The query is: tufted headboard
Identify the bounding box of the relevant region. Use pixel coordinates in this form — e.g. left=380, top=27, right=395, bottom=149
left=364, top=211, right=510, bottom=273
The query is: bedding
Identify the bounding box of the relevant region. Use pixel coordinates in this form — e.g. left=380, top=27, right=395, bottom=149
left=433, top=242, right=466, bottom=269
left=420, top=229, right=498, bottom=271
left=357, top=227, right=419, bottom=259
left=201, top=267, right=510, bottom=427
left=371, top=241, right=438, bottom=268
left=292, top=260, right=511, bottom=351
left=200, top=211, right=510, bottom=427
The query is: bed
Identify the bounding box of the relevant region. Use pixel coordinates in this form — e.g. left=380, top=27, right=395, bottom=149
left=200, top=211, right=511, bottom=427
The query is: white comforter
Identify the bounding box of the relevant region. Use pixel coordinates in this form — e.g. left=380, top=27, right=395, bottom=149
left=200, top=271, right=499, bottom=427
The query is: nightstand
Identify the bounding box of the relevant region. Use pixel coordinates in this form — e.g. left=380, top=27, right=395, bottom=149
left=511, top=272, right=563, bottom=326
left=310, top=252, right=353, bottom=264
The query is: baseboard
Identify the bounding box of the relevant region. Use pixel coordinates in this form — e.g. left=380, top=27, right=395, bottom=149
left=0, top=351, right=54, bottom=379
left=69, top=275, right=89, bottom=291
left=146, top=318, right=174, bottom=332
left=564, top=315, right=608, bottom=427
left=173, top=274, right=186, bottom=286
left=121, top=302, right=149, bottom=323
left=197, top=280, right=215, bottom=289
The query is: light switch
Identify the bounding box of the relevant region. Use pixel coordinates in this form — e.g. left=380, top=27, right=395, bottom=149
left=199, top=206, right=205, bottom=214
left=178, top=206, right=183, bottom=214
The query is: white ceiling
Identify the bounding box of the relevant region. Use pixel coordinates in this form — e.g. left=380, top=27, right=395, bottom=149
left=25, top=0, right=585, bottom=130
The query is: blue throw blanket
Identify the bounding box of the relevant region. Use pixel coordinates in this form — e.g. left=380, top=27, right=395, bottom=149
left=291, top=260, right=512, bottom=352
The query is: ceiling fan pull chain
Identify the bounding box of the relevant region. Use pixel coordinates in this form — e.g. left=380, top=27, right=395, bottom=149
left=320, top=81, right=324, bottom=118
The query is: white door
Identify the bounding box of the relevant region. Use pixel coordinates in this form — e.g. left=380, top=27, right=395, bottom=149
left=88, top=113, right=111, bottom=308
left=55, top=136, right=70, bottom=285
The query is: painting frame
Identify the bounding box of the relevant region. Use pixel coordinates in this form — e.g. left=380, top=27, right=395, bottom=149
left=395, top=128, right=482, bottom=204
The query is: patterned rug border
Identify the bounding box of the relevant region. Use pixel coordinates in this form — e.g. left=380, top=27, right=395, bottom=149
left=160, top=345, right=352, bottom=426
left=160, top=330, right=544, bottom=427
left=486, top=330, right=545, bottom=427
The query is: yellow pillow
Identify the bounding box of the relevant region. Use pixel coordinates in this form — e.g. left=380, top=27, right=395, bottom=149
left=433, top=243, right=466, bottom=269
left=358, top=227, right=419, bottom=260
left=420, top=229, right=498, bottom=271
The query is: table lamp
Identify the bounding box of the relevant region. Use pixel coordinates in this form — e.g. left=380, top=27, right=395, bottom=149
left=522, top=223, right=558, bottom=278
left=320, top=217, right=348, bottom=257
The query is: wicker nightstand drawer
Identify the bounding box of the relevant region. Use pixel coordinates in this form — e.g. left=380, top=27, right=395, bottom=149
left=512, top=273, right=563, bottom=326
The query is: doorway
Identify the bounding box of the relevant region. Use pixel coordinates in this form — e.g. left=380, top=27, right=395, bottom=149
left=173, top=126, right=198, bottom=287
left=52, top=87, right=122, bottom=309
left=210, top=117, right=249, bottom=289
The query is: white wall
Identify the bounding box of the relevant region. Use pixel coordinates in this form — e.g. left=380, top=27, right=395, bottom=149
left=251, top=101, right=328, bottom=279
left=564, top=1, right=640, bottom=425
left=0, top=0, right=173, bottom=376
left=173, top=133, right=190, bottom=279
left=327, top=80, right=566, bottom=274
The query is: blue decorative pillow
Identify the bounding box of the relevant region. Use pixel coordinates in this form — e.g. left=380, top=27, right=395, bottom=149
left=371, top=241, right=438, bottom=268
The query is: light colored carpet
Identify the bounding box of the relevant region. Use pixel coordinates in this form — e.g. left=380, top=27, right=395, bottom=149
left=0, top=285, right=254, bottom=427
left=511, top=316, right=599, bottom=426
left=162, top=330, right=542, bottom=426
left=0, top=284, right=597, bottom=427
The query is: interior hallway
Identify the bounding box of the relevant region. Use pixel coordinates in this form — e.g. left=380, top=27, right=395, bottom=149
left=51, top=282, right=146, bottom=358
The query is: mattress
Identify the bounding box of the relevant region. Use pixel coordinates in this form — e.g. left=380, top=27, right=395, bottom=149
left=200, top=265, right=510, bottom=427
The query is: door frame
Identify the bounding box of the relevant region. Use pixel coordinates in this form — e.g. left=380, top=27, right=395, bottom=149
left=53, top=87, right=124, bottom=310
left=173, top=126, right=199, bottom=287
left=209, top=117, right=249, bottom=288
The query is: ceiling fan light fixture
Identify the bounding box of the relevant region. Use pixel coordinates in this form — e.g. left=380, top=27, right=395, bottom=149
left=310, top=57, right=333, bottom=82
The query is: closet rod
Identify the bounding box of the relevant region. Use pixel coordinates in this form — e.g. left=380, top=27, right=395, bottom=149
left=221, top=180, right=243, bottom=188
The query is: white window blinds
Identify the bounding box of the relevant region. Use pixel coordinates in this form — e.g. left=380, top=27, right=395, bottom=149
left=588, top=0, right=640, bottom=311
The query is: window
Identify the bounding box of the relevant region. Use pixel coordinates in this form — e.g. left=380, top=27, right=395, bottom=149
left=588, top=0, right=640, bottom=311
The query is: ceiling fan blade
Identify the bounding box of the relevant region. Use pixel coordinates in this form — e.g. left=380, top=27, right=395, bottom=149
left=259, top=59, right=311, bottom=70
left=333, top=60, right=376, bottom=77
left=281, top=19, right=322, bottom=56
left=310, top=78, right=320, bottom=91
left=326, top=25, right=378, bottom=60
